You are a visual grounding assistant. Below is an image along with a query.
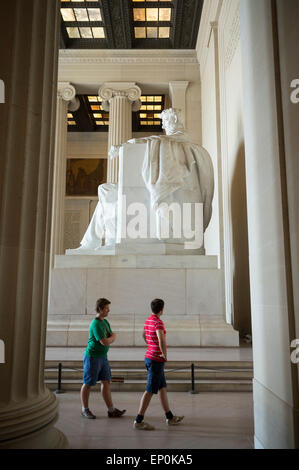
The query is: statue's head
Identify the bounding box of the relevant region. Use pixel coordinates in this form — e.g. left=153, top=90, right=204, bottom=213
left=161, top=108, right=184, bottom=135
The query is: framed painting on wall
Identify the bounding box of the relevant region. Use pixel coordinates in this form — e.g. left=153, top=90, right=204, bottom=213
left=66, top=158, right=107, bottom=196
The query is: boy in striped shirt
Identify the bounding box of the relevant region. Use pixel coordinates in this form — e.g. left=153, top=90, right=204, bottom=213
left=134, top=298, right=184, bottom=430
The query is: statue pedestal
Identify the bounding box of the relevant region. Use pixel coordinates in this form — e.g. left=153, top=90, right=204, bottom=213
left=48, top=139, right=239, bottom=348
left=47, top=254, right=239, bottom=347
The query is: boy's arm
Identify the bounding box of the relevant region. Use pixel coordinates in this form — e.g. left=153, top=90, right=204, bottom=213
left=156, top=329, right=167, bottom=361
left=142, top=328, right=146, bottom=344
left=100, top=321, right=116, bottom=346
left=100, top=333, right=116, bottom=346
left=93, top=321, right=116, bottom=346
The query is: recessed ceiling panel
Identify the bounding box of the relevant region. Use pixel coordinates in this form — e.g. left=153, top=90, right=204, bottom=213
left=60, top=0, right=203, bottom=49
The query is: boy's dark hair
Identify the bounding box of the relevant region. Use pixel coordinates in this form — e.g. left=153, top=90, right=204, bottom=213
left=151, top=298, right=164, bottom=315
left=96, top=298, right=111, bottom=312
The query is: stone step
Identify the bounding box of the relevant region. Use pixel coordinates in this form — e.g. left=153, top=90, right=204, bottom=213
left=45, top=360, right=253, bottom=370
left=45, top=358, right=253, bottom=393
left=46, top=379, right=252, bottom=393
left=45, top=368, right=253, bottom=381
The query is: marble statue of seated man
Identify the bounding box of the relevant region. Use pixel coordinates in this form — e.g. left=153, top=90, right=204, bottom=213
left=76, top=108, right=214, bottom=253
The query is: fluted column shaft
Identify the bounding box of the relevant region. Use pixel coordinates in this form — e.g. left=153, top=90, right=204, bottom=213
left=107, top=94, right=132, bottom=183
left=99, top=82, right=141, bottom=184
left=51, top=83, right=79, bottom=259
left=0, top=0, right=66, bottom=448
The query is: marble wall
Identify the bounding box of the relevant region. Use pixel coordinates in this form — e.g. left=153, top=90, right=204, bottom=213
left=196, top=0, right=251, bottom=334
left=64, top=132, right=106, bottom=250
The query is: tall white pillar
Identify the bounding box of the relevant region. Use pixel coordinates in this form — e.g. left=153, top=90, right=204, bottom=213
left=51, top=82, right=79, bottom=260
left=99, top=82, right=141, bottom=184
left=240, top=0, right=299, bottom=449
left=169, top=81, right=189, bottom=127
left=0, top=0, right=66, bottom=448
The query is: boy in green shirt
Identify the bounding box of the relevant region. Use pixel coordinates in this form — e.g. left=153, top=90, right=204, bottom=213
left=80, top=298, right=126, bottom=419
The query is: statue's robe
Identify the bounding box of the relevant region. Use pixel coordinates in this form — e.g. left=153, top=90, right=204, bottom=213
left=78, top=132, right=214, bottom=250
left=134, top=132, right=214, bottom=231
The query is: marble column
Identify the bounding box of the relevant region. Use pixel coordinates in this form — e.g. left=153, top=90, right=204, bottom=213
left=99, top=82, right=141, bottom=184
left=51, top=82, right=79, bottom=260
left=240, top=0, right=299, bottom=449
left=0, top=0, right=66, bottom=448
left=210, top=21, right=227, bottom=324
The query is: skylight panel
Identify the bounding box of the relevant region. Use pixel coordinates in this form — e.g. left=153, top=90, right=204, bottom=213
left=132, top=1, right=173, bottom=40
left=60, top=1, right=105, bottom=40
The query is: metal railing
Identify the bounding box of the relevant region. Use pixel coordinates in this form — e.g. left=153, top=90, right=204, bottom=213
left=52, top=361, right=252, bottom=395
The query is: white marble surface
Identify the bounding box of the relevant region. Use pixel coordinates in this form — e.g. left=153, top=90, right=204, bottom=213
left=48, top=256, right=234, bottom=346
left=253, top=379, right=295, bottom=449
left=186, top=269, right=223, bottom=316
left=85, top=268, right=187, bottom=317
left=49, top=266, right=221, bottom=317
left=45, top=345, right=253, bottom=362
left=54, top=390, right=254, bottom=449
left=55, top=254, right=218, bottom=269
left=46, top=312, right=239, bottom=348
left=48, top=269, right=87, bottom=316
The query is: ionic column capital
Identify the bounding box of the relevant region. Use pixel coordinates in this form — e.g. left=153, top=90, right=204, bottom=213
left=57, top=82, right=80, bottom=112
left=57, top=82, right=76, bottom=102
left=99, top=82, right=142, bottom=110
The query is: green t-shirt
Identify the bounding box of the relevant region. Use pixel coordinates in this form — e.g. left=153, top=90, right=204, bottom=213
left=84, top=318, right=112, bottom=358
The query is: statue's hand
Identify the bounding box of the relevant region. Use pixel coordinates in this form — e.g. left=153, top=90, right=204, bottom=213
left=109, top=145, right=121, bottom=159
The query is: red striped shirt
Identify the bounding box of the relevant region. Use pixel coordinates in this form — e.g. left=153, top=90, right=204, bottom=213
left=144, top=314, right=166, bottom=362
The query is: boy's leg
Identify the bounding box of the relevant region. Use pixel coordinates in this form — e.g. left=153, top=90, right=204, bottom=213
left=80, top=383, right=91, bottom=409
left=81, top=355, right=97, bottom=418
left=134, top=358, right=155, bottom=429
left=101, top=380, right=126, bottom=417
left=158, top=373, right=184, bottom=425
left=101, top=380, right=113, bottom=408
left=80, top=384, right=96, bottom=419
left=158, top=387, right=170, bottom=413
left=137, top=391, right=153, bottom=416
left=99, top=357, right=126, bottom=417
left=134, top=391, right=155, bottom=430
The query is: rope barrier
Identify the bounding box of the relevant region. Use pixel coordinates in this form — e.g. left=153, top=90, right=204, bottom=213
left=54, top=362, right=65, bottom=394
left=50, top=365, right=251, bottom=374
left=50, top=360, right=252, bottom=395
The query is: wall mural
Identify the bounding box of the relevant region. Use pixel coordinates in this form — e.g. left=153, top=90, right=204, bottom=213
left=66, top=158, right=107, bottom=196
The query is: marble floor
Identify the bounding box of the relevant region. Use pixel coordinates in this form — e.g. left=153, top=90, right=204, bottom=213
left=54, top=390, right=254, bottom=449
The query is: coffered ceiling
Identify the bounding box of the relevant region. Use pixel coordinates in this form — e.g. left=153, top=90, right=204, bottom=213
left=60, top=0, right=204, bottom=49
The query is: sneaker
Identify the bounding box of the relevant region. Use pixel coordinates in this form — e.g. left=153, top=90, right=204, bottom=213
left=108, top=408, right=126, bottom=418
left=166, top=415, right=184, bottom=425
left=134, top=421, right=155, bottom=430
left=81, top=408, right=96, bottom=419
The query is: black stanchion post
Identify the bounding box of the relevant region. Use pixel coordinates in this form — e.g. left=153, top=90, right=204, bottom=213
left=189, top=363, right=198, bottom=394
left=54, top=362, right=65, bottom=394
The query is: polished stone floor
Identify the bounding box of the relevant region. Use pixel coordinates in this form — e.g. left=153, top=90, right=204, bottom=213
left=55, top=390, right=254, bottom=449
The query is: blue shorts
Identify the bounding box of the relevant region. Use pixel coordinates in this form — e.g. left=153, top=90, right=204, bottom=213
left=83, top=355, right=111, bottom=386
left=145, top=358, right=167, bottom=394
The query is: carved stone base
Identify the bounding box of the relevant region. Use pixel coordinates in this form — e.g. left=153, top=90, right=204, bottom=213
left=47, top=254, right=239, bottom=348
